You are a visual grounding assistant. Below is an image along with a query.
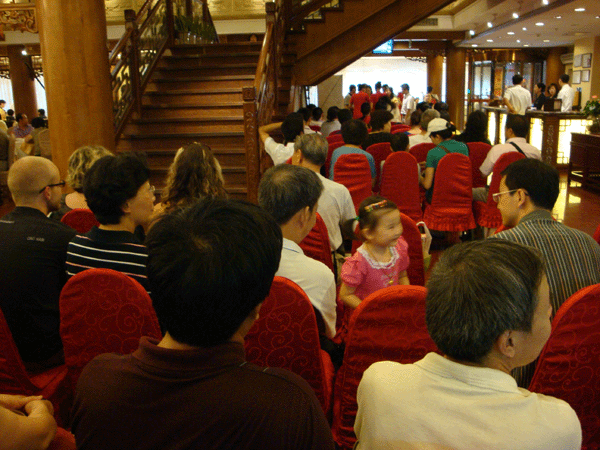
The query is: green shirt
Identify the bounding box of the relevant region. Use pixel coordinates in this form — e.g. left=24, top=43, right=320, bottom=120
left=425, top=139, right=469, bottom=203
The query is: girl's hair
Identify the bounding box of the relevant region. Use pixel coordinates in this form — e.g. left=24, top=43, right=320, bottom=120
left=67, top=145, right=113, bottom=193
left=430, top=122, right=457, bottom=141
left=342, top=195, right=398, bottom=241
left=161, top=142, right=227, bottom=212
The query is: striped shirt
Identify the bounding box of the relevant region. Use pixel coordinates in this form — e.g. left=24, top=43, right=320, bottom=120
left=492, top=209, right=600, bottom=387
left=66, top=227, right=149, bottom=293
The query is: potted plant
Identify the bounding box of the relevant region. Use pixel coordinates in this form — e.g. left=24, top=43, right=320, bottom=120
left=582, top=96, right=600, bottom=133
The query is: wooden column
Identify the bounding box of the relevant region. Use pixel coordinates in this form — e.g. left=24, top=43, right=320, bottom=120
left=426, top=53, right=444, bottom=100
left=546, top=47, right=565, bottom=87
left=7, top=45, right=38, bottom=119
left=36, top=0, right=114, bottom=179
left=446, top=45, right=466, bottom=130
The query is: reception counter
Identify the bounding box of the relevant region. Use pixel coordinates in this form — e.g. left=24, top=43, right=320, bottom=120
left=569, top=133, right=600, bottom=190
left=483, top=107, right=591, bottom=168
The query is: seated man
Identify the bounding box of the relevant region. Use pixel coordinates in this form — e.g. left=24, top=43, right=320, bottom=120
left=362, top=110, right=395, bottom=150
left=0, top=157, right=75, bottom=369
left=259, top=112, right=304, bottom=165
left=71, top=199, right=334, bottom=449
left=473, top=114, right=541, bottom=202
left=355, top=239, right=582, bottom=450
left=11, top=113, right=34, bottom=139
left=65, top=153, right=154, bottom=292
left=329, top=119, right=375, bottom=180
left=259, top=164, right=337, bottom=339
left=292, top=134, right=354, bottom=253
left=0, top=394, right=57, bottom=450
left=493, top=158, right=600, bottom=386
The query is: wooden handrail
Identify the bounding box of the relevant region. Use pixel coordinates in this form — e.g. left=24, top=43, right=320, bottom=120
left=287, top=0, right=338, bottom=29
left=253, top=21, right=273, bottom=94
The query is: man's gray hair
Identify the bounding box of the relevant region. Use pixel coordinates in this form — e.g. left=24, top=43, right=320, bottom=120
left=420, top=108, right=440, bottom=131
left=294, top=134, right=328, bottom=167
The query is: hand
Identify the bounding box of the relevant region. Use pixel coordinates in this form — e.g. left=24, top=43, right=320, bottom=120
left=0, top=394, right=43, bottom=412
left=418, top=161, right=427, bottom=170
left=24, top=399, right=54, bottom=417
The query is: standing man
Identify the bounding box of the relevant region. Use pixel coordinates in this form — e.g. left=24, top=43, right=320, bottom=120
left=259, top=112, right=304, bottom=165
left=0, top=100, right=7, bottom=121
left=400, top=84, right=415, bottom=124
left=0, top=157, right=75, bottom=369
left=557, top=74, right=575, bottom=112
left=503, top=74, right=532, bottom=115
left=351, top=84, right=370, bottom=120
left=533, top=82, right=547, bottom=110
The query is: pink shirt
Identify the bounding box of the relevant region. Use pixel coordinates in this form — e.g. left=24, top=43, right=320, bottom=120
left=341, top=237, right=410, bottom=301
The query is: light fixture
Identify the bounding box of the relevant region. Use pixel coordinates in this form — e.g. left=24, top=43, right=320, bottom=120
left=469, top=30, right=475, bottom=36
left=21, top=50, right=27, bottom=56
left=512, top=12, right=519, bottom=19
left=555, top=15, right=562, bottom=19
left=472, top=44, right=478, bottom=47
left=543, top=39, right=550, bottom=42
left=522, top=27, right=527, bottom=30
left=487, top=22, right=493, bottom=28
left=507, top=31, right=515, bottom=35
left=542, top=0, right=549, bottom=5
left=524, top=44, right=530, bottom=47
left=516, top=39, right=521, bottom=43
left=575, top=8, right=585, bottom=12
left=487, top=39, right=494, bottom=42
left=535, top=22, right=544, bottom=26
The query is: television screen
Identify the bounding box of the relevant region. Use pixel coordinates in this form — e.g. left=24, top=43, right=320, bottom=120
left=373, top=40, right=393, bottom=54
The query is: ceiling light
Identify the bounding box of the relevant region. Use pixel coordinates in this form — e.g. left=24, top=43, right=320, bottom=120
left=487, top=39, right=494, bottom=42
left=543, top=39, right=550, bottom=42
left=507, top=32, right=515, bottom=35
left=513, top=12, right=519, bottom=19
left=21, top=50, right=27, bottom=56
left=574, top=8, right=585, bottom=12
left=516, top=39, right=521, bottom=43
left=542, top=0, right=549, bottom=5
left=522, top=27, right=527, bottom=30
left=487, top=22, right=493, bottom=28
left=472, top=44, right=478, bottom=47
left=524, top=44, right=530, bottom=47
left=555, top=15, right=562, bottom=19
left=536, top=22, right=544, bottom=26
left=469, top=30, right=475, bottom=36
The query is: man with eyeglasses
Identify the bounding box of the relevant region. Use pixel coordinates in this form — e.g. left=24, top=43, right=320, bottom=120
left=0, top=156, right=76, bottom=370
left=492, top=158, right=600, bottom=388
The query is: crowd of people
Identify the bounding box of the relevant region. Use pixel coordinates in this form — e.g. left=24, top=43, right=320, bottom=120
left=0, top=75, right=596, bottom=450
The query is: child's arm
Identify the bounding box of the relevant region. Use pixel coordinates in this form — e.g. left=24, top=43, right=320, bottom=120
left=340, top=282, right=362, bottom=309
left=398, top=270, right=410, bottom=285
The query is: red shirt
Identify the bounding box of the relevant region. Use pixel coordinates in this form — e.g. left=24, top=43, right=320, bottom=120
left=370, top=92, right=386, bottom=106
left=351, top=92, right=370, bottom=119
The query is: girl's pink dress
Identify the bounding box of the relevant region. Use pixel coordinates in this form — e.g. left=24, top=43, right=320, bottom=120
left=341, top=237, right=410, bottom=301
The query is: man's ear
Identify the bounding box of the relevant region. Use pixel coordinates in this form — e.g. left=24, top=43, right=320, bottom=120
left=516, top=188, right=529, bottom=208
left=121, top=200, right=131, bottom=215
left=495, top=330, right=517, bottom=359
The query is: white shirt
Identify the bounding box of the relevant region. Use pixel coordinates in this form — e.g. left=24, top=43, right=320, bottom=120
left=504, top=85, right=532, bottom=115
left=317, top=173, right=355, bottom=251
left=276, top=238, right=337, bottom=338
left=401, top=94, right=415, bottom=116
left=355, top=353, right=582, bottom=450
left=557, top=84, right=575, bottom=112
left=408, top=133, right=431, bottom=148
left=479, top=137, right=542, bottom=177
left=264, top=137, right=295, bottom=165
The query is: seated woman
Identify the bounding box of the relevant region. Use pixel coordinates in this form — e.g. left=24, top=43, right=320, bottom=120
left=359, top=102, right=371, bottom=127
left=454, top=110, right=491, bottom=145
left=419, top=118, right=468, bottom=204
left=0, top=394, right=56, bottom=450
left=407, top=110, right=422, bottom=135
left=65, top=153, right=155, bottom=292
left=154, top=142, right=227, bottom=217
left=49, top=145, right=112, bottom=221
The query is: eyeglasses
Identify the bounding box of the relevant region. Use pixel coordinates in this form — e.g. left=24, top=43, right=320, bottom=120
left=492, top=189, right=522, bottom=203
left=38, top=180, right=66, bottom=193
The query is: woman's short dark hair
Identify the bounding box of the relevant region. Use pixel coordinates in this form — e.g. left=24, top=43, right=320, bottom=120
left=326, top=106, right=339, bottom=122
left=426, top=240, right=545, bottom=363
left=83, top=153, right=150, bottom=225
left=341, top=119, right=369, bottom=146
left=370, top=110, right=393, bottom=131
left=337, top=109, right=352, bottom=125
left=146, top=199, right=282, bottom=347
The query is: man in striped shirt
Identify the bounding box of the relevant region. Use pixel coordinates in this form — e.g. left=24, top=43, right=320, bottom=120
left=66, top=153, right=155, bottom=292
left=492, top=158, right=600, bottom=387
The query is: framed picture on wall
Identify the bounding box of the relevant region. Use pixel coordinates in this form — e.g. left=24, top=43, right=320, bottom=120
left=582, top=70, right=590, bottom=83
left=573, top=70, right=581, bottom=85
left=582, top=53, right=592, bottom=68
left=574, top=54, right=582, bottom=67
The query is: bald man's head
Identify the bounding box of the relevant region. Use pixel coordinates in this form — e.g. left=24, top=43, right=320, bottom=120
left=8, top=156, right=61, bottom=207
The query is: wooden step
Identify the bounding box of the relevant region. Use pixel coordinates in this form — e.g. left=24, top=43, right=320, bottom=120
left=141, top=103, right=243, bottom=119
left=170, top=42, right=262, bottom=56
left=160, top=52, right=260, bottom=67
left=142, top=88, right=243, bottom=105
left=138, top=148, right=246, bottom=167
left=151, top=165, right=248, bottom=186
left=157, top=64, right=256, bottom=77
left=147, top=75, right=255, bottom=91
left=124, top=117, right=244, bottom=134
left=118, top=132, right=245, bottom=152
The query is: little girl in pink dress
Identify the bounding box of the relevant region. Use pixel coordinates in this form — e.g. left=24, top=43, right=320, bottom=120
left=340, top=196, right=410, bottom=310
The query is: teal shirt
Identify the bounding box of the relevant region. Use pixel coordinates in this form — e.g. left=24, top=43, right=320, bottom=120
left=425, top=139, right=469, bottom=203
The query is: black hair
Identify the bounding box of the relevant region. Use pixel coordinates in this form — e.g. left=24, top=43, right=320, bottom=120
left=360, top=102, right=371, bottom=121
left=409, top=110, right=422, bottom=127
left=297, top=107, right=311, bottom=123
left=342, top=195, right=398, bottom=241
left=505, top=114, right=529, bottom=138
left=337, top=109, right=352, bottom=125
left=416, top=102, right=430, bottom=113
left=459, top=110, right=488, bottom=143
left=281, top=112, right=304, bottom=144
left=15, top=113, right=26, bottom=122
left=326, top=106, right=339, bottom=122
left=370, top=110, right=394, bottom=131
left=312, top=107, right=323, bottom=122
left=501, top=158, right=559, bottom=210
left=31, top=117, right=46, bottom=129
left=536, top=82, right=546, bottom=92
left=391, top=133, right=409, bottom=152
left=341, top=119, right=369, bottom=146
left=513, top=74, right=524, bottom=85
left=6, top=109, right=13, bottom=116
left=434, top=102, right=449, bottom=112
left=83, top=153, right=150, bottom=225
left=146, top=199, right=282, bottom=347
left=560, top=74, right=570, bottom=84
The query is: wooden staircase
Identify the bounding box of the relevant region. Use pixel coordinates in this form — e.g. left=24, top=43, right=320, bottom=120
left=116, top=39, right=263, bottom=200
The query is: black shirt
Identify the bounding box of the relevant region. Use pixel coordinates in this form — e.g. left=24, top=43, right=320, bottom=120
left=0, top=207, right=76, bottom=362
left=363, top=132, right=396, bottom=150
left=533, top=93, right=547, bottom=110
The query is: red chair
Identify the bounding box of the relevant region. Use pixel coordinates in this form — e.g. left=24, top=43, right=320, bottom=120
left=380, top=151, right=422, bottom=223
left=325, top=141, right=345, bottom=176
left=48, top=428, right=76, bottom=450
left=59, top=269, right=162, bottom=394
left=299, top=213, right=333, bottom=273
left=467, top=142, right=492, bottom=188
left=473, top=152, right=525, bottom=229
left=0, top=307, right=68, bottom=419
left=592, top=223, right=600, bottom=245
left=326, top=134, right=344, bottom=145
left=309, top=125, right=321, bottom=132
left=331, top=285, right=438, bottom=450
left=529, top=283, right=600, bottom=450
left=61, top=208, right=99, bottom=234
left=391, top=124, right=410, bottom=133
left=333, top=153, right=372, bottom=214
left=409, top=142, right=435, bottom=163
left=365, top=142, right=391, bottom=192
left=245, top=277, right=335, bottom=415
left=423, top=153, right=476, bottom=232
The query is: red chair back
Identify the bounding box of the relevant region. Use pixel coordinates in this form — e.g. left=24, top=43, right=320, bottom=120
left=309, top=125, right=321, bottom=132
left=61, top=208, right=99, bottom=234
left=245, top=277, right=335, bottom=414
left=380, top=152, right=422, bottom=223
left=333, top=153, right=372, bottom=214
left=299, top=213, right=333, bottom=273
left=593, top=223, right=600, bottom=245
left=59, top=268, right=162, bottom=393
left=326, top=134, right=344, bottom=145
left=325, top=141, right=345, bottom=176
left=467, top=142, right=492, bottom=188
left=391, top=124, right=410, bottom=133
left=332, top=285, right=438, bottom=450
left=365, top=142, right=391, bottom=192
left=329, top=129, right=342, bottom=136
left=409, top=142, right=435, bottom=163
left=529, top=284, right=600, bottom=449
left=473, top=152, right=525, bottom=229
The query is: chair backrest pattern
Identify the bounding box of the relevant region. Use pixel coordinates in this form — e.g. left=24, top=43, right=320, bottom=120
left=325, top=141, right=345, bottom=175
left=529, top=284, right=600, bottom=449
left=333, top=153, right=372, bottom=213
left=365, top=142, right=391, bottom=191
left=332, top=285, right=438, bottom=450
left=60, top=208, right=100, bottom=234
left=299, top=213, right=334, bottom=273
left=409, top=142, right=435, bottom=163
left=467, top=142, right=492, bottom=188
left=380, top=152, right=422, bottom=223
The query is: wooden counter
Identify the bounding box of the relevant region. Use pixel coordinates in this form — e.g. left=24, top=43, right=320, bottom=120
left=569, top=133, right=600, bottom=190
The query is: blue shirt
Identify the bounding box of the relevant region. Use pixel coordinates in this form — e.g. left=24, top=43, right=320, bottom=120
left=329, top=145, right=376, bottom=179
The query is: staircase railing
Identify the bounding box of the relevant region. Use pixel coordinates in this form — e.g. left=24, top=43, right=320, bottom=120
left=110, top=0, right=218, bottom=140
